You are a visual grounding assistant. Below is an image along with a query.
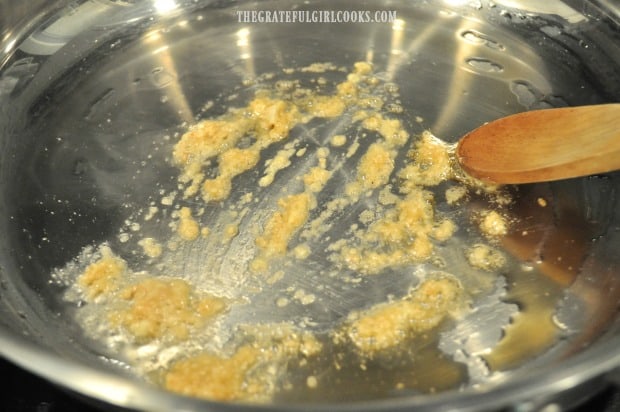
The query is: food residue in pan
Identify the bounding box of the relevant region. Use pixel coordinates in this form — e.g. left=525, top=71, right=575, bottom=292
left=51, top=61, right=565, bottom=403
left=344, top=275, right=466, bottom=355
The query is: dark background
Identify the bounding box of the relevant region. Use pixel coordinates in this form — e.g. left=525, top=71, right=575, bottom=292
left=1, top=356, right=620, bottom=412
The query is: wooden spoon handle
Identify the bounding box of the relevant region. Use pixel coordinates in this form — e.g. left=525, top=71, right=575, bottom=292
left=456, top=104, right=620, bottom=184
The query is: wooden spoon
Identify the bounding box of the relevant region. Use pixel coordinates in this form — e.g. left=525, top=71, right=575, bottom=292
left=456, top=104, right=620, bottom=184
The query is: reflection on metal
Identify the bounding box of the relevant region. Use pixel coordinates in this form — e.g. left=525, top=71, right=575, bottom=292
left=143, top=30, right=163, bottom=44
left=439, top=276, right=519, bottom=383
left=365, top=48, right=374, bottom=65
left=3, top=38, right=17, bottom=55
left=152, top=45, right=170, bottom=55
left=442, top=0, right=472, bottom=6
left=386, top=16, right=443, bottom=82
left=19, top=1, right=113, bottom=55
left=386, top=18, right=406, bottom=79
left=236, top=27, right=256, bottom=79
left=431, top=20, right=477, bottom=137
left=392, top=17, right=406, bottom=32
left=492, top=0, right=585, bottom=23
left=154, top=0, right=178, bottom=15
left=142, top=28, right=193, bottom=124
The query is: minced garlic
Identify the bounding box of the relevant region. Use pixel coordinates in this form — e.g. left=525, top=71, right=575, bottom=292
left=347, top=276, right=464, bottom=354
left=479, top=210, right=509, bottom=237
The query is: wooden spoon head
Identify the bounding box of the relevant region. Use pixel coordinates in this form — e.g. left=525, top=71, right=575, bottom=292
left=456, top=104, right=620, bottom=184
